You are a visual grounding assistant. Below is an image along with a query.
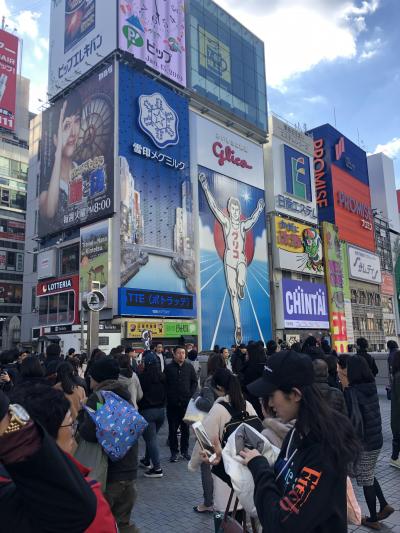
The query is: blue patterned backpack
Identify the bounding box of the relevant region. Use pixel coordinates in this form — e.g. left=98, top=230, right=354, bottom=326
left=85, top=390, right=148, bottom=462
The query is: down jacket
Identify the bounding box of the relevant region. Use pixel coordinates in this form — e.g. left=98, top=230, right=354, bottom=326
left=344, top=382, right=383, bottom=451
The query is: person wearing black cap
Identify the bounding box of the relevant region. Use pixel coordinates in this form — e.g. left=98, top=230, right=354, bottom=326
left=232, top=350, right=360, bottom=533
left=77, top=357, right=139, bottom=533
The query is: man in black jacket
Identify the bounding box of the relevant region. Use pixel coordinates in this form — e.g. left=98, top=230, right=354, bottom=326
left=78, top=357, right=139, bottom=533
left=165, top=346, right=198, bottom=462
left=0, top=390, right=97, bottom=532
left=312, top=359, right=347, bottom=415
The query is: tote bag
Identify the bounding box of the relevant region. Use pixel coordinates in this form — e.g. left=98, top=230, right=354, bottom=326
left=74, top=438, right=108, bottom=489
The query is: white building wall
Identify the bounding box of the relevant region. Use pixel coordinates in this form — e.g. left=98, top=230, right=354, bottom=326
left=368, top=152, right=400, bottom=232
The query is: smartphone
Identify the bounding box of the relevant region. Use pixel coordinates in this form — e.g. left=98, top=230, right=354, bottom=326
left=192, top=421, right=216, bottom=463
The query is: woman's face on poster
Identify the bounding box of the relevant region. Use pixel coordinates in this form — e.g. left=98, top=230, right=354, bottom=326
left=59, top=112, right=81, bottom=159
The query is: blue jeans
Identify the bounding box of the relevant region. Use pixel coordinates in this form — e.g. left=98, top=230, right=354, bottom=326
left=141, top=407, right=165, bottom=469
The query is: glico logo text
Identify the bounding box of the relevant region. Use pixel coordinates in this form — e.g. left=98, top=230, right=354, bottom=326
left=212, top=142, right=253, bottom=170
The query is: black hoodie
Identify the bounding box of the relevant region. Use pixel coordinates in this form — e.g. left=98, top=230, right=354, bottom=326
left=248, top=427, right=347, bottom=533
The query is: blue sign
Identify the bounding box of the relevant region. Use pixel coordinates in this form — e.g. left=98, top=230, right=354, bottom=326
left=284, top=145, right=312, bottom=202
left=283, top=279, right=329, bottom=329
left=119, top=65, right=195, bottom=301
left=119, top=288, right=196, bottom=318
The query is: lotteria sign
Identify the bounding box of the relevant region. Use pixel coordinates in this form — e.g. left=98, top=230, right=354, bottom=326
left=191, top=113, right=264, bottom=189
left=283, top=279, right=329, bottom=329
left=37, top=276, right=79, bottom=297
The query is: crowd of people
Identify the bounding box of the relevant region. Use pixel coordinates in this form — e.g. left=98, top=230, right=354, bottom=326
left=0, top=335, right=398, bottom=532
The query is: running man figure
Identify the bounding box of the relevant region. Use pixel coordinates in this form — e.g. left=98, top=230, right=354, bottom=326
left=199, top=173, right=265, bottom=345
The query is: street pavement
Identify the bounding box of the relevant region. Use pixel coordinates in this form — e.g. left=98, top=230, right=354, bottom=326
left=133, top=389, right=399, bottom=532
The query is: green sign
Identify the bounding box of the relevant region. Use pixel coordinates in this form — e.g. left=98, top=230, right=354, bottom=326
left=164, top=321, right=198, bottom=338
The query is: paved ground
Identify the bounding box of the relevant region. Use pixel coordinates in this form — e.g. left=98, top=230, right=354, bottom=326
left=133, top=389, right=400, bottom=532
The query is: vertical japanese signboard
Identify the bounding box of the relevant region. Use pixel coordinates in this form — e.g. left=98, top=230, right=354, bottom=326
left=322, top=222, right=348, bottom=353
left=0, top=29, right=19, bottom=131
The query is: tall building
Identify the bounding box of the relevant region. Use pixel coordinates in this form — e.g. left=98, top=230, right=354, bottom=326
left=0, top=27, right=29, bottom=348
left=21, top=0, right=271, bottom=352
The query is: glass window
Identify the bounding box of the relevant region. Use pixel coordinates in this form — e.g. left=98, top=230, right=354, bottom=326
left=38, top=291, right=75, bottom=326
left=1, top=188, right=9, bottom=206
left=59, top=292, right=68, bottom=323
left=60, top=244, right=79, bottom=275
left=7, top=251, right=16, bottom=270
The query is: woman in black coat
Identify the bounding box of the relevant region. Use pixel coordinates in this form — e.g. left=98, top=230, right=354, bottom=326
left=345, top=356, right=393, bottom=529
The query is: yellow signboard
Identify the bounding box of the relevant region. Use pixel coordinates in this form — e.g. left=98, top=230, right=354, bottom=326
left=126, top=319, right=164, bottom=339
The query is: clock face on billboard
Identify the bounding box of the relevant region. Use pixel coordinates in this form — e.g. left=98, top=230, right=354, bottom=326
left=84, top=290, right=105, bottom=312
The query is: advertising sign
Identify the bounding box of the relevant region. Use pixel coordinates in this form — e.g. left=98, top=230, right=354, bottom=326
left=126, top=318, right=197, bottom=338
left=348, top=245, right=382, bottom=284
left=37, top=249, right=57, bottom=280
left=39, top=65, right=114, bottom=237
left=198, top=166, right=271, bottom=348
left=332, top=166, right=375, bottom=251
left=322, top=222, right=348, bottom=353
left=0, top=29, right=19, bottom=131
left=48, top=1, right=117, bottom=98
left=282, top=279, right=329, bottom=329
left=80, top=219, right=110, bottom=305
left=274, top=215, right=323, bottom=275
left=381, top=273, right=395, bottom=296
left=199, top=26, right=231, bottom=85
left=284, top=144, right=312, bottom=202
left=271, top=116, right=314, bottom=156
left=191, top=114, right=265, bottom=189
left=37, top=275, right=80, bottom=326
left=119, top=66, right=195, bottom=306
left=119, top=0, right=186, bottom=87
left=119, top=288, right=196, bottom=318
left=37, top=275, right=79, bottom=297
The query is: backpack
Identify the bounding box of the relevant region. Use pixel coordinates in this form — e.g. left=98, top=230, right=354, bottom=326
left=84, top=390, right=148, bottom=462
left=212, top=401, right=263, bottom=486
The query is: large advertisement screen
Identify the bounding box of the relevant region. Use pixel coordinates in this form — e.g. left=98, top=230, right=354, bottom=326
left=322, top=222, right=348, bottom=353
left=282, top=279, right=329, bottom=329
left=48, top=1, right=117, bottom=98
left=0, top=29, right=19, bottom=131
left=332, top=166, right=375, bottom=251
left=198, top=166, right=271, bottom=348
left=80, top=219, right=110, bottom=306
left=119, top=65, right=195, bottom=310
left=38, top=65, right=114, bottom=237
left=119, top=0, right=186, bottom=87
left=273, top=215, right=323, bottom=276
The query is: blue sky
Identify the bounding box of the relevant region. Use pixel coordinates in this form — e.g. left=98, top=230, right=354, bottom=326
left=2, top=0, right=400, bottom=181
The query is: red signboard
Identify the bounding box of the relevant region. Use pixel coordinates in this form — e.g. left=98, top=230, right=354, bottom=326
left=0, top=29, right=19, bottom=131
left=37, top=275, right=80, bottom=326
left=332, top=166, right=375, bottom=252
left=381, top=273, right=394, bottom=296
left=37, top=275, right=79, bottom=297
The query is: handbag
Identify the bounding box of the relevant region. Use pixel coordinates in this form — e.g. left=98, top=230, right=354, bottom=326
left=183, top=398, right=205, bottom=425
left=346, top=477, right=361, bottom=525
left=74, top=437, right=108, bottom=489
left=214, top=490, right=258, bottom=533
left=84, top=390, right=148, bottom=462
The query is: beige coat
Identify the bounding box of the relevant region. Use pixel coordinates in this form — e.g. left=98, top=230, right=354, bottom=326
left=189, top=395, right=257, bottom=512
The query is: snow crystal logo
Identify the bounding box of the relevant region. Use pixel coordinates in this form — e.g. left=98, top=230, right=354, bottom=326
left=138, top=93, right=179, bottom=149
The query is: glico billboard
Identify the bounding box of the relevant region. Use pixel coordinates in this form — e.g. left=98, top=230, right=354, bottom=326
left=309, top=124, right=375, bottom=252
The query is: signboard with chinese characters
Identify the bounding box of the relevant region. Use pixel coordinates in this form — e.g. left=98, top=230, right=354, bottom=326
left=118, top=0, right=186, bottom=87
left=0, top=29, right=19, bottom=131
left=119, top=66, right=195, bottom=300
left=119, top=288, right=196, bottom=318
left=321, top=222, right=348, bottom=353
left=164, top=320, right=198, bottom=338
left=190, top=113, right=265, bottom=189
left=48, top=1, right=117, bottom=98
left=348, top=245, right=382, bottom=284
left=381, top=273, right=395, bottom=296
left=39, top=65, right=114, bottom=238
left=273, top=215, right=323, bottom=275
left=126, top=318, right=198, bottom=338
left=282, top=279, right=329, bottom=329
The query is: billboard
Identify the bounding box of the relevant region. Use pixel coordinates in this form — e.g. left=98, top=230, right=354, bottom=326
left=48, top=1, right=117, bottom=98
left=381, top=273, right=394, bottom=296
left=38, top=65, right=114, bottom=237
left=332, top=166, right=375, bottom=251
left=119, top=66, right=195, bottom=305
left=282, top=279, right=329, bottom=329
left=37, top=275, right=80, bottom=326
left=0, top=29, right=19, bottom=131
left=348, top=245, right=382, bottom=284
left=119, top=288, right=196, bottom=318
left=80, top=219, right=110, bottom=305
left=198, top=166, right=271, bottom=348
left=274, top=215, right=323, bottom=275
left=119, top=0, right=186, bottom=87
left=190, top=114, right=265, bottom=189
left=321, top=222, right=348, bottom=353
left=284, top=144, right=312, bottom=202
left=126, top=318, right=197, bottom=338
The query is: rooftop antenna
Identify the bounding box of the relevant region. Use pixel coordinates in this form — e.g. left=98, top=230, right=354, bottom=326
left=333, top=107, right=337, bottom=128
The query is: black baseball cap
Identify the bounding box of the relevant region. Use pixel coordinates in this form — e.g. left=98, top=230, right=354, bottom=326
left=248, top=350, right=314, bottom=398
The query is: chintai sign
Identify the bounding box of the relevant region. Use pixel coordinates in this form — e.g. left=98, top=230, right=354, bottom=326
left=283, top=279, right=329, bottom=329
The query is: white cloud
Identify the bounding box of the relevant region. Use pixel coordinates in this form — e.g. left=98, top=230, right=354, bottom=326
left=14, top=10, right=41, bottom=39
left=199, top=221, right=217, bottom=252
left=253, top=229, right=268, bottom=262
left=359, top=37, right=382, bottom=60
left=28, top=79, right=48, bottom=114
left=303, top=95, right=328, bottom=105
left=373, top=138, right=400, bottom=159
left=214, top=0, right=380, bottom=90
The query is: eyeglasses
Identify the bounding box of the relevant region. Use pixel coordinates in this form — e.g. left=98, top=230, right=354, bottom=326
left=60, top=423, right=73, bottom=428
